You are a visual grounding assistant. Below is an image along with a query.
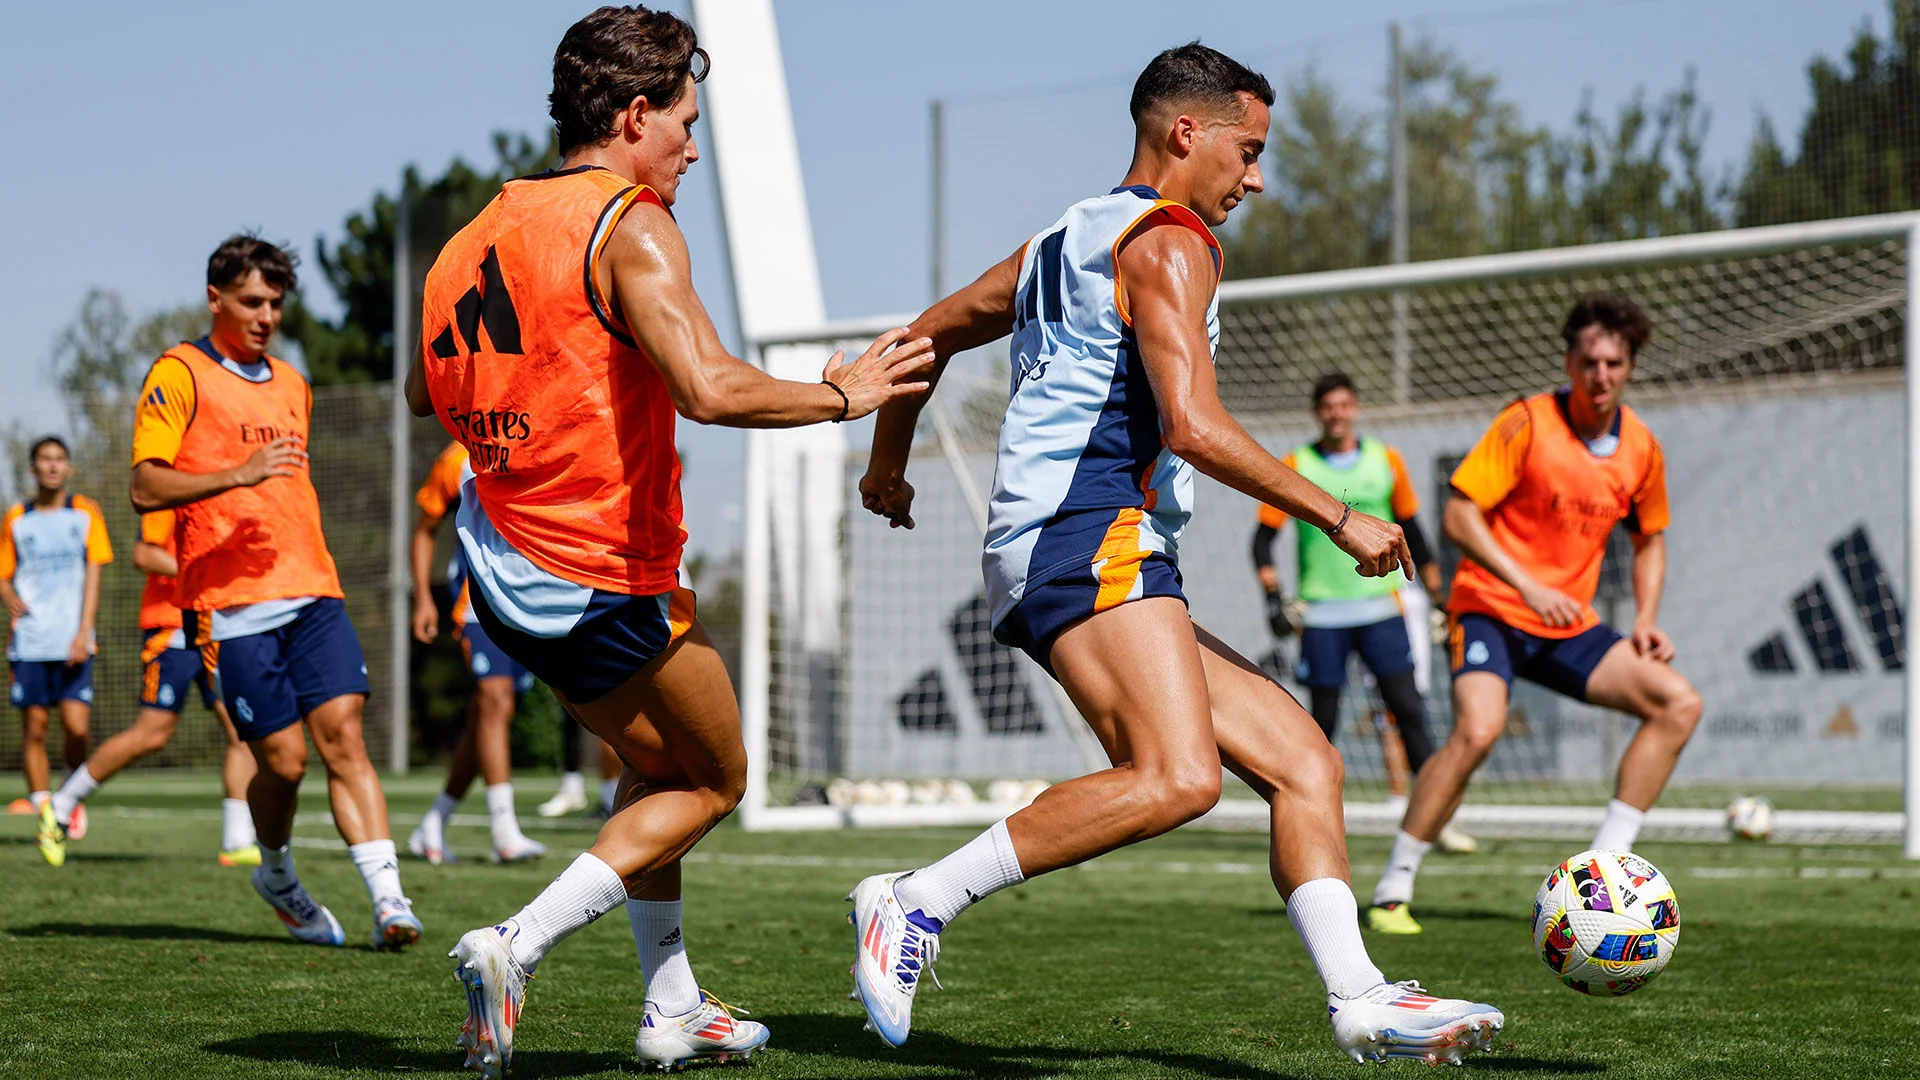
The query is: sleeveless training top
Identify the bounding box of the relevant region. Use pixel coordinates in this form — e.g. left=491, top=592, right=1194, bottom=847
left=983, top=184, right=1221, bottom=630
left=1448, top=391, right=1669, bottom=639
left=419, top=165, right=684, bottom=597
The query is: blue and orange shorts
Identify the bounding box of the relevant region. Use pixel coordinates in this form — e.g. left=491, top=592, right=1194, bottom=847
left=201, top=598, right=371, bottom=741
left=1449, top=612, right=1623, bottom=702
left=457, top=615, right=534, bottom=695
left=139, top=628, right=217, bottom=713
left=993, top=552, right=1186, bottom=672
left=468, top=583, right=697, bottom=705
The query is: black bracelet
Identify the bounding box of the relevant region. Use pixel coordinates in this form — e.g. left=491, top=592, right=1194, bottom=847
left=822, top=379, right=849, bottom=423
left=1323, top=505, right=1352, bottom=537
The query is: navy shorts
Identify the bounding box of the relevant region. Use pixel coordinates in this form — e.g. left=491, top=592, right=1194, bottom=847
left=993, top=552, right=1186, bottom=671
left=458, top=617, right=534, bottom=695
left=1450, top=613, right=1623, bottom=702
left=468, top=582, right=695, bottom=705
left=140, top=629, right=217, bottom=713
left=1296, top=616, right=1416, bottom=689
left=9, top=659, right=93, bottom=710
left=208, top=597, right=371, bottom=740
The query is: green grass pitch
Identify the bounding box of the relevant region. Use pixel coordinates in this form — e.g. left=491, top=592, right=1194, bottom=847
left=3, top=772, right=1916, bottom=1079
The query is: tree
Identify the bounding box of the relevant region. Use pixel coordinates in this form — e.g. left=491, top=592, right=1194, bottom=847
left=284, top=132, right=559, bottom=384
left=1735, top=0, right=1918, bottom=225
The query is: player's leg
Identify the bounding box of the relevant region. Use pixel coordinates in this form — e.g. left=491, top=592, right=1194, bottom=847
left=21, top=700, right=52, bottom=808
left=1297, top=626, right=1350, bottom=742
left=1370, top=617, right=1516, bottom=930
left=413, top=632, right=487, bottom=863
left=539, top=713, right=589, bottom=817
left=850, top=594, right=1222, bottom=1046
left=214, top=698, right=260, bottom=865
left=1575, top=639, right=1702, bottom=851
left=472, top=673, right=542, bottom=861
left=1194, top=626, right=1502, bottom=1064
left=57, top=696, right=90, bottom=775
left=596, top=734, right=623, bottom=817
left=244, top=709, right=348, bottom=946
left=1356, top=616, right=1435, bottom=774
left=53, top=641, right=198, bottom=836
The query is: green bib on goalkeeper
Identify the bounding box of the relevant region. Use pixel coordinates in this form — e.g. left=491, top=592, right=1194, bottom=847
left=1291, top=438, right=1401, bottom=603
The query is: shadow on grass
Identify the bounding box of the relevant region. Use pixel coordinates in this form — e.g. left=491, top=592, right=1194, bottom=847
left=1473, top=1057, right=1605, bottom=1073
left=13, top=921, right=293, bottom=945
left=753, top=1011, right=1312, bottom=1079
left=205, top=1030, right=627, bottom=1076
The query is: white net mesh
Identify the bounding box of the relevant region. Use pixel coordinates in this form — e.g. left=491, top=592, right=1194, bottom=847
left=751, top=226, right=1910, bottom=840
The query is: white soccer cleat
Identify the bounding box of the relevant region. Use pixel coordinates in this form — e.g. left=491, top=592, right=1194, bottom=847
left=536, top=788, right=589, bottom=818
left=1436, top=823, right=1479, bottom=854
left=491, top=836, right=547, bottom=864
left=408, top=823, right=454, bottom=865
left=1328, top=980, right=1503, bottom=1065
left=374, top=895, right=425, bottom=950
left=451, top=921, right=531, bottom=1079
left=634, top=989, right=770, bottom=1071
left=251, top=868, right=346, bottom=947
left=847, top=872, right=941, bottom=1047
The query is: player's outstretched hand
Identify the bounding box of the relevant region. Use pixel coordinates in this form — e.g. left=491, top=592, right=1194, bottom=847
left=824, top=329, right=934, bottom=421
left=1330, top=510, right=1414, bottom=580
left=411, top=599, right=439, bottom=645
left=235, top=436, right=306, bottom=487
left=859, top=472, right=917, bottom=530
left=1632, top=623, right=1676, bottom=662
left=1521, top=583, right=1585, bottom=629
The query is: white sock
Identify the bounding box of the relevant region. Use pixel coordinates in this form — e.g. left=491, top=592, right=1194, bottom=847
left=29, top=789, right=50, bottom=811
left=559, top=771, right=585, bottom=798
left=1287, top=878, right=1388, bottom=999
left=221, top=798, right=256, bottom=851
left=1592, top=798, right=1647, bottom=851
left=260, top=844, right=298, bottom=890
left=509, top=852, right=629, bottom=971
left=628, top=898, right=701, bottom=1015
left=349, top=839, right=405, bottom=907
left=893, top=818, right=1025, bottom=928
left=600, top=778, right=618, bottom=814
left=1371, top=830, right=1433, bottom=907
left=486, top=783, right=525, bottom=848
left=51, top=765, right=99, bottom=824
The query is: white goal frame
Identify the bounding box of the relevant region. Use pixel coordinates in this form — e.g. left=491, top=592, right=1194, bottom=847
left=735, top=212, right=1920, bottom=856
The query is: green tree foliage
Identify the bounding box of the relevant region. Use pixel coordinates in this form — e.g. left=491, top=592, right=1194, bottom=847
left=1736, top=0, right=1918, bottom=224
left=283, top=132, right=559, bottom=385
left=1221, top=36, right=1724, bottom=278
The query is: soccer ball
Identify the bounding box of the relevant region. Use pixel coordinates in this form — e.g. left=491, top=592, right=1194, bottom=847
left=1532, top=849, right=1680, bottom=996
left=1726, top=795, right=1775, bottom=841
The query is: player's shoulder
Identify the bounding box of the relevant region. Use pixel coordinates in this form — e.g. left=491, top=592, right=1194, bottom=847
left=68, top=493, right=106, bottom=518
left=1488, top=396, right=1537, bottom=440
left=1617, top=404, right=1665, bottom=462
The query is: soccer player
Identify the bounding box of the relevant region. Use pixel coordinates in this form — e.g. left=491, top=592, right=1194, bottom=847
left=46, top=508, right=260, bottom=866
left=407, top=440, right=545, bottom=864
left=1366, top=294, right=1702, bottom=935
left=3, top=436, right=111, bottom=864
left=851, top=44, right=1503, bottom=1065
left=410, top=8, right=932, bottom=1074
left=130, top=234, right=421, bottom=949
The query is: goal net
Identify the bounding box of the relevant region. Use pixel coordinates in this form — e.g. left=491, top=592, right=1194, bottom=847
left=740, top=214, right=1919, bottom=847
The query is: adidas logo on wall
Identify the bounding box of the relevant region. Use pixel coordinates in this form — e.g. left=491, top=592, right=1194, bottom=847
left=1748, top=524, right=1904, bottom=675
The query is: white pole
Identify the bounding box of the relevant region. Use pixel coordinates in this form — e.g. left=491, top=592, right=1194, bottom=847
left=739, top=418, right=772, bottom=830
left=1388, top=22, right=1411, bottom=404
left=1905, top=220, right=1919, bottom=859
left=387, top=185, right=412, bottom=776
left=930, top=97, right=945, bottom=304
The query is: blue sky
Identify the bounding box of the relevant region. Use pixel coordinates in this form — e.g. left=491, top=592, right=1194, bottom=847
left=0, top=0, right=1889, bottom=552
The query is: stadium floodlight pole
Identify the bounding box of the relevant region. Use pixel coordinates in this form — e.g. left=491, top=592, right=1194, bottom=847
left=1906, top=218, right=1919, bottom=860
left=1388, top=20, right=1411, bottom=404
left=387, top=180, right=412, bottom=776
left=930, top=97, right=946, bottom=304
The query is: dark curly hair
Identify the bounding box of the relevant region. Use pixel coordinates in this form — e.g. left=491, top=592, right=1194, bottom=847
left=1561, top=292, right=1652, bottom=359
left=207, top=233, right=297, bottom=292
left=550, top=5, right=709, bottom=155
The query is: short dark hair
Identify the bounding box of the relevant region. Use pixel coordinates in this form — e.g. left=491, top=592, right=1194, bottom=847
left=208, top=234, right=298, bottom=293
left=1561, top=292, right=1652, bottom=359
left=28, top=436, right=68, bottom=461
left=1129, top=42, right=1274, bottom=128
left=1311, top=372, right=1356, bottom=406
left=550, top=5, right=709, bottom=156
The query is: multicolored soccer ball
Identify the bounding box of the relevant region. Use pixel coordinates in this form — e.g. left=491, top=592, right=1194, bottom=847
left=1532, top=849, right=1680, bottom=996
left=1726, top=795, right=1775, bottom=841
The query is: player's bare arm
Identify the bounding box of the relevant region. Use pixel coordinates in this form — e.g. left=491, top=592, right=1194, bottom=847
left=410, top=510, right=442, bottom=645
left=860, top=246, right=1024, bottom=529
left=1120, top=223, right=1411, bottom=579
left=610, top=201, right=933, bottom=427
left=70, top=560, right=101, bottom=666
left=129, top=437, right=306, bottom=513
left=131, top=541, right=177, bottom=578
left=1628, top=530, right=1675, bottom=660
left=0, top=578, right=26, bottom=620
left=1440, top=494, right=1583, bottom=627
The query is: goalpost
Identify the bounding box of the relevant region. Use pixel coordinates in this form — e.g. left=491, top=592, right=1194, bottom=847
left=736, top=212, right=1920, bottom=854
